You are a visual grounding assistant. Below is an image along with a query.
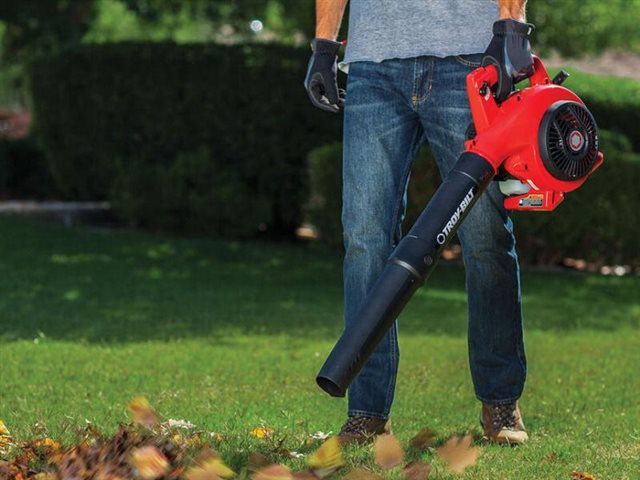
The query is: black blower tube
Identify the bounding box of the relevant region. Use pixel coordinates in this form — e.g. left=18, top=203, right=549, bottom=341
left=317, top=152, right=496, bottom=397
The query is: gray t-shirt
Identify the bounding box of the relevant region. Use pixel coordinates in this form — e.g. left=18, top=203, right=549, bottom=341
left=344, top=0, right=499, bottom=63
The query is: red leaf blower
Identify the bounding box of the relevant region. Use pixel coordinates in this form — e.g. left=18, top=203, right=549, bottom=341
left=317, top=57, right=604, bottom=397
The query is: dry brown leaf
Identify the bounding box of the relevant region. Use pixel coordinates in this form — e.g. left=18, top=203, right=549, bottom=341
left=402, top=461, right=432, bottom=480
left=128, top=397, right=159, bottom=428
left=342, top=468, right=385, bottom=480
left=292, top=471, right=319, bottom=480
left=373, top=434, right=404, bottom=470
left=409, top=429, right=436, bottom=451
left=251, top=464, right=293, bottom=480
left=436, top=434, right=479, bottom=474
left=129, top=445, right=170, bottom=480
left=248, top=452, right=271, bottom=471
left=571, top=472, right=598, bottom=480
left=194, top=447, right=220, bottom=465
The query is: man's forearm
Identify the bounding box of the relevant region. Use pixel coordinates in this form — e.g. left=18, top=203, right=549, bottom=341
left=498, top=0, right=527, bottom=21
left=316, top=0, right=349, bottom=40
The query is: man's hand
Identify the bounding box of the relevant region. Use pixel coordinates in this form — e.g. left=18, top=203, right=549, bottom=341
left=304, top=38, right=345, bottom=113
left=481, top=19, right=535, bottom=103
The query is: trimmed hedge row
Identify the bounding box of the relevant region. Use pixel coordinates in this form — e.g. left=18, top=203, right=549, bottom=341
left=30, top=42, right=342, bottom=236
left=563, top=70, right=640, bottom=152
left=307, top=135, right=640, bottom=266
left=28, top=42, right=638, bottom=238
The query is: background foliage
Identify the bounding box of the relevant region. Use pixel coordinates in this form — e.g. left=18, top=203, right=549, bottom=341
left=30, top=43, right=341, bottom=236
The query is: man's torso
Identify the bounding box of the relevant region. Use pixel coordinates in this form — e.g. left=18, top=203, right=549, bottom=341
left=344, top=0, right=498, bottom=63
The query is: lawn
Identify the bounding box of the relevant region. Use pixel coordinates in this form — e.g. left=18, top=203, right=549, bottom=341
left=0, top=216, right=638, bottom=479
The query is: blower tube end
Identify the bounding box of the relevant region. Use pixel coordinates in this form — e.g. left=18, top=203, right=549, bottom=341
left=316, top=376, right=346, bottom=397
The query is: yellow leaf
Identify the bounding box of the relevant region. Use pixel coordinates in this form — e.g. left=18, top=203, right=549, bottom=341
left=435, top=434, right=479, bottom=474
left=130, top=445, right=170, bottom=480
left=186, top=458, right=236, bottom=480
left=374, top=434, right=404, bottom=470
left=250, top=427, right=274, bottom=439
left=307, top=437, right=344, bottom=479
left=0, top=420, right=9, bottom=436
left=128, top=397, right=159, bottom=428
left=251, top=464, right=293, bottom=480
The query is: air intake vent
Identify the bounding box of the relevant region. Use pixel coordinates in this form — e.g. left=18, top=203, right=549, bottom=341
left=539, top=101, right=599, bottom=182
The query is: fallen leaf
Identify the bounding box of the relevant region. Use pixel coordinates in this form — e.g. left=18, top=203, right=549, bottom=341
left=128, top=397, right=159, bottom=428
left=342, top=468, right=384, bottom=480
left=373, top=434, right=404, bottom=470
left=194, top=447, right=220, bottom=465
left=402, top=461, right=432, bottom=480
left=130, top=446, right=170, bottom=480
left=209, top=432, right=225, bottom=442
left=251, top=464, right=293, bottom=480
left=436, top=434, right=479, bottom=474
left=250, top=427, right=274, bottom=439
left=248, top=452, right=271, bottom=471
left=307, top=437, right=344, bottom=478
left=309, top=432, right=331, bottom=441
left=292, top=472, right=318, bottom=480
left=0, top=420, right=9, bottom=436
left=571, top=472, right=598, bottom=480
left=185, top=458, right=235, bottom=480
left=409, top=429, right=436, bottom=451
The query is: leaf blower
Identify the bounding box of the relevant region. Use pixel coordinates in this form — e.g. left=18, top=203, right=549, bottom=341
left=317, top=56, right=603, bottom=397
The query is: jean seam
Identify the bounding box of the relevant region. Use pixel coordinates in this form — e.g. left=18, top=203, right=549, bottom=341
left=347, top=410, right=388, bottom=420
left=476, top=395, right=521, bottom=405
left=454, top=55, right=481, bottom=68
left=383, top=325, right=398, bottom=415
left=417, top=57, right=434, bottom=105
left=411, top=57, right=420, bottom=108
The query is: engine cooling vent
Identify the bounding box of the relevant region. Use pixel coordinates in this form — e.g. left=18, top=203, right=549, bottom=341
left=539, top=101, right=599, bottom=181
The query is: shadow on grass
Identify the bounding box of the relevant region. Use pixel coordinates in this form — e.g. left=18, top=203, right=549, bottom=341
left=0, top=217, right=638, bottom=343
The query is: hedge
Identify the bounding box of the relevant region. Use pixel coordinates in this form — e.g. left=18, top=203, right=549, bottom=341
left=28, top=43, right=638, bottom=237
left=0, top=138, right=61, bottom=200
left=307, top=134, right=640, bottom=266
left=559, top=69, right=640, bottom=152
left=30, top=42, right=342, bottom=236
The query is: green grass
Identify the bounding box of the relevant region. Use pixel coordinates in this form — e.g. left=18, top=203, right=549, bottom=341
left=0, top=216, right=639, bottom=479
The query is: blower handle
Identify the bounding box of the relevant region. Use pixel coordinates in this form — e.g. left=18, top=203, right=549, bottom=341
left=467, top=56, right=549, bottom=136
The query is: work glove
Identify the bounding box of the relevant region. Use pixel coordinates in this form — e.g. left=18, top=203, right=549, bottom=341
left=304, top=38, right=345, bottom=113
left=482, top=19, right=535, bottom=103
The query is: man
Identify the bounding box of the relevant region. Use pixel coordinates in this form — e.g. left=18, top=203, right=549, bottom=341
left=304, top=0, right=533, bottom=445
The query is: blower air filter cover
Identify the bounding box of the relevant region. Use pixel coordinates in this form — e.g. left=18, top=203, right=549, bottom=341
left=539, top=101, right=599, bottom=182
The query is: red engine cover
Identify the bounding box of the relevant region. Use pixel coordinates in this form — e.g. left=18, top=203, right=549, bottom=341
left=464, top=57, right=603, bottom=211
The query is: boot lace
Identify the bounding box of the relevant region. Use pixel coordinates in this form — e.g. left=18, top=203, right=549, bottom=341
left=340, top=416, right=375, bottom=435
left=490, top=403, right=517, bottom=431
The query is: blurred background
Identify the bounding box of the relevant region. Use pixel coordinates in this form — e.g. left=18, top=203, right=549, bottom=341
left=0, top=0, right=638, bottom=269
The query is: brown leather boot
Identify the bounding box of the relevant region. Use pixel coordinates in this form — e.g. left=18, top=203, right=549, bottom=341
left=481, top=402, right=528, bottom=445
left=337, top=416, right=391, bottom=445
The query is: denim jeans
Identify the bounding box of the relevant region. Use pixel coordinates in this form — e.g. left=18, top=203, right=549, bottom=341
left=342, top=54, right=527, bottom=419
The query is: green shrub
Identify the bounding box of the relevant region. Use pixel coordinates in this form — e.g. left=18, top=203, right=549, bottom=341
left=0, top=138, right=61, bottom=199
left=110, top=146, right=271, bottom=237
left=307, top=137, right=640, bottom=266
left=30, top=42, right=342, bottom=236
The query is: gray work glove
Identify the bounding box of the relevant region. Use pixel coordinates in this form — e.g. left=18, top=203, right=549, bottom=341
left=482, top=19, right=535, bottom=103
left=304, top=38, right=345, bottom=113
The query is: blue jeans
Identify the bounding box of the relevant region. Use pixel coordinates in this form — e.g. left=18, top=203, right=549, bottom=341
left=342, top=54, right=527, bottom=419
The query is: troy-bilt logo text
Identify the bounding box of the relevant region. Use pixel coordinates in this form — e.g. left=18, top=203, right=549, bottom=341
left=436, top=188, right=475, bottom=245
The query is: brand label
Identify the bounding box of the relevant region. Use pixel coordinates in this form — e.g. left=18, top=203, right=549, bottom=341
left=436, top=187, right=475, bottom=245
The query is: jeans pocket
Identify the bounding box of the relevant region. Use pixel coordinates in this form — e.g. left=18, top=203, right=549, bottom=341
left=454, top=55, right=482, bottom=68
